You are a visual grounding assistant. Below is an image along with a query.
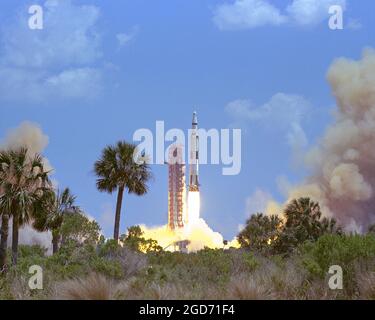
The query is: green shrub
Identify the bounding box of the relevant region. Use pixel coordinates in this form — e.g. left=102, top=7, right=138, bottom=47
left=90, top=257, right=123, bottom=279
left=144, top=248, right=232, bottom=287
left=300, top=234, right=375, bottom=294
left=98, top=239, right=121, bottom=257
left=301, top=234, right=375, bottom=276
left=242, top=252, right=259, bottom=272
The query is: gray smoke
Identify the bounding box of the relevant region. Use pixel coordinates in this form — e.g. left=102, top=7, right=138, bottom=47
left=285, top=49, right=375, bottom=232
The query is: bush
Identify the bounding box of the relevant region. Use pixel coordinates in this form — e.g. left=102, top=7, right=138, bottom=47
left=145, top=248, right=231, bottom=287
left=300, top=234, right=375, bottom=294
left=241, top=252, right=259, bottom=272
left=99, top=241, right=148, bottom=278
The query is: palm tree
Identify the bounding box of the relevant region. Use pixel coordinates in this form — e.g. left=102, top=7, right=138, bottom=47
left=0, top=212, right=9, bottom=273
left=283, top=197, right=323, bottom=242
left=33, top=188, right=80, bottom=254
left=320, top=216, right=342, bottom=235
left=0, top=151, right=17, bottom=270
left=274, top=197, right=343, bottom=254
left=94, top=141, right=152, bottom=241
left=237, top=213, right=282, bottom=252
left=0, top=148, right=51, bottom=265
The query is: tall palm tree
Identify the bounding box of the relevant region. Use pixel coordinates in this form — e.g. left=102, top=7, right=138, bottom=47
left=0, top=212, right=9, bottom=273
left=0, top=148, right=51, bottom=265
left=33, top=188, right=80, bottom=254
left=0, top=151, right=16, bottom=271
left=94, top=141, right=152, bottom=241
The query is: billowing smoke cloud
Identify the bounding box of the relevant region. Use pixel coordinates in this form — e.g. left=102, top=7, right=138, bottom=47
left=1, top=121, right=48, bottom=155
left=0, top=121, right=53, bottom=251
left=268, top=49, right=375, bottom=232
left=0, top=121, right=53, bottom=172
left=6, top=220, right=53, bottom=255
left=141, top=218, right=239, bottom=252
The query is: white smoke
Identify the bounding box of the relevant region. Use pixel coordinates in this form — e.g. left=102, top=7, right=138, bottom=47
left=4, top=219, right=53, bottom=255
left=141, top=218, right=239, bottom=252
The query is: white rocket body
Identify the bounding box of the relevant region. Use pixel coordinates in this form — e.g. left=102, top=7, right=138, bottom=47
left=189, top=112, right=199, bottom=191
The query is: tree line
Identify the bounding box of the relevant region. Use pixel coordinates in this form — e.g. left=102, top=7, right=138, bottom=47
left=238, top=197, right=375, bottom=255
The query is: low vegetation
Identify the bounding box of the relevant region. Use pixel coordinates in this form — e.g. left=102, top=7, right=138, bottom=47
left=0, top=228, right=375, bottom=300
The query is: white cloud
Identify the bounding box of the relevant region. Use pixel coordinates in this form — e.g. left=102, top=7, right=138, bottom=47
left=45, top=68, right=102, bottom=99
left=0, top=67, right=102, bottom=102
left=226, top=93, right=311, bottom=148
left=213, top=0, right=287, bottom=30
left=346, top=18, right=362, bottom=30
left=287, top=121, right=308, bottom=150
left=213, top=0, right=349, bottom=30
left=116, top=26, right=139, bottom=47
left=286, top=0, right=346, bottom=26
left=0, top=0, right=104, bottom=103
left=2, top=0, right=101, bottom=68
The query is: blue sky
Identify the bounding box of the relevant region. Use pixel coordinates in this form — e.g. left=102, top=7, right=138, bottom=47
left=1, top=0, right=374, bottom=239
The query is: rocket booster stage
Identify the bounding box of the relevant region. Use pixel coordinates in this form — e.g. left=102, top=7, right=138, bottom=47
left=189, top=111, right=199, bottom=191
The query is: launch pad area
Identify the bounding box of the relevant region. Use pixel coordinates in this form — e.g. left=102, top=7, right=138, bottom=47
left=167, top=112, right=200, bottom=232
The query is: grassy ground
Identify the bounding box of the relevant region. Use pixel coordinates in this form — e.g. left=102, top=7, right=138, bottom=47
left=1, top=234, right=375, bottom=300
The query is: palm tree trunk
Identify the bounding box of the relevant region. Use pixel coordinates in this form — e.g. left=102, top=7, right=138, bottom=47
left=113, top=186, right=125, bottom=242
left=0, top=213, right=9, bottom=273
left=12, top=212, right=19, bottom=266
left=52, top=231, right=60, bottom=254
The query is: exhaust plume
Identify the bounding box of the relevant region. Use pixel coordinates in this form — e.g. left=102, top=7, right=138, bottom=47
left=141, top=218, right=239, bottom=252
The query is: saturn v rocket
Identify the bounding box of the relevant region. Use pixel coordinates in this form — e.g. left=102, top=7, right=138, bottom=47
left=168, top=112, right=200, bottom=230
left=189, top=111, right=199, bottom=192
